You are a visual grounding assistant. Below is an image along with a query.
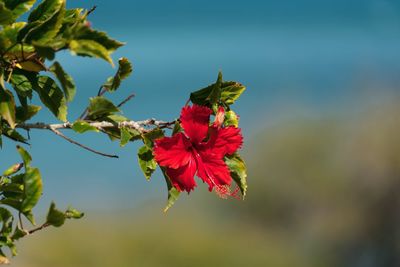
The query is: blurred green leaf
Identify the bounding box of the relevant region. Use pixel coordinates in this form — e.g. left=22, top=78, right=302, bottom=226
left=224, top=110, right=239, bottom=127
left=103, top=57, right=133, bottom=91
left=120, top=127, right=132, bottom=147
left=10, top=71, right=34, bottom=98
left=46, top=202, right=65, bottom=227
left=225, top=153, right=247, bottom=198
left=137, top=145, right=157, bottom=180
left=0, top=2, right=14, bottom=25
left=19, top=0, right=65, bottom=43
left=65, top=206, right=84, bottom=219
left=21, top=167, right=42, bottom=212
left=172, top=121, right=183, bottom=135
left=161, top=168, right=180, bottom=212
left=2, top=162, right=23, bottom=176
left=71, top=120, right=99, bottom=133
left=143, top=128, right=164, bottom=148
left=3, top=0, right=36, bottom=20
left=0, top=88, right=16, bottom=129
left=16, top=105, right=41, bottom=122
left=0, top=22, right=26, bottom=51
left=28, top=0, right=63, bottom=22
left=11, top=227, right=27, bottom=241
left=16, top=145, right=31, bottom=167
left=49, top=61, right=76, bottom=101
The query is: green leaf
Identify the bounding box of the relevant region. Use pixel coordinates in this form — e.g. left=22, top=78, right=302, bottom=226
left=225, top=154, right=247, bottom=198
left=137, top=145, right=157, bottom=180
left=49, top=61, right=76, bottom=101
left=2, top=163, right=23, bottom=176
left=87, top=96, right=119, bottom=119
left=69, top=39, right=114, bottom=66
left=19, top=0, right=66, bottom=43
left=161, top=168, right=180, bottom=212
left=10, top=71, right=34, bottom=98
left=32, top=76, right=67, bottom=121
left=120, top=127, right=132, bottom=147
left=28, top=0, right=63, bottom=22
left=72, top=24, right=124, bottom=52
left=172, top=121, right=183, bottom=135
left=220, top=81, right=246, bottom=105
left=0, top=88, right=16, bottom=128
left=0, top=22, right=26, bottom=51
left=46, top=202, right=65, bottom=227
left=65, top=206, right=84, bottom=219
left=21, top=167, right=42, bottom=212
left=2, top=0, right=36, bottom=22
left=103, top=57, right=133, bottom=91
left=71, top=120, right=99, bottom=134
left=224, top=110, right=239, bottom=127
left=0, top=3, right=14, bottom=25
left=23, top=210, right=35, bottom=225
left=11, top=227, right=28, bottom=241
left=16, top=105, right=41, bottom=122
left=16, top=145, right=31, bottom=167
left=1, top=126, right=28, bottom=144
left=190, top=72, right=245, bottom=107
left=142, top=128, right=164, bottom=148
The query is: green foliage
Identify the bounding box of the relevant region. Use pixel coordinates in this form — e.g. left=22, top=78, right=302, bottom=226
left=103, top=57, right=133, bottom=92
left=225, top=153, right=247, bottom=198
left=0, top=0, right=247, bottom=262
left=137, top=145, right=157, bottom=180
left=190, top=72, right=246, bottom=109
left=49, top=61, right=76, bottom=101
left=87, top=96, right=119, bottom=119
left=71, top=120, right=98, bottom=133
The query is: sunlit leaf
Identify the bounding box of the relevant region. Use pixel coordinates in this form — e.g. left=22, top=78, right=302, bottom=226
left=103, top=57, right=133, bottom=91
left=87, top=96, right=119, bottom=119
left=49, top=61, right=76, bottom=101
left=225, top=153, right=247, bottom=198
left=32, top=76, right=68, bottom=121
left=21, top=167, right=42, bottom=212
left=0, top=88, right=16, bottom=128
left=71, top=120, right=99, bottom=133
left=46, top=202, right=65, bottom=227
left=137, top=145, right=157, bottom=180
left=161, top=168, right=180, bottom=212
left=16, top=145, right=31, bottom=167
left=69, top=39, right=113, bottom=66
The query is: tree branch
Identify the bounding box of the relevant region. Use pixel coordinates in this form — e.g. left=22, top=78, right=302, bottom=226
left=28, top=222, right=50, bottom=235
left=17, top=119, right=176, bottom=132
left=49, top=127, right=119, bottom=158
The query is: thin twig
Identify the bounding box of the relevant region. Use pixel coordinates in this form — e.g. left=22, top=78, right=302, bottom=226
left=28, top=223, right=50, bottom=235
left=87, top=5, right=97, bottom=16
left=117, top=93, right=135, bottom=108
left=49, top=127, right=119, bottom=158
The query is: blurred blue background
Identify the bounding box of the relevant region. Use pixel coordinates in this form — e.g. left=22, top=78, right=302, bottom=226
left=2, top=0, right=400, bottom=266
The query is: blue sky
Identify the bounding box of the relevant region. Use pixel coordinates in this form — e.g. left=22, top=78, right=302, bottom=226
left=1, top=0, right=400, bottom=212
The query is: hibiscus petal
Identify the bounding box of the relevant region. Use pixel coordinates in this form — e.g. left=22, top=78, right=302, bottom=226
left=166, top=158, right=197, bottom=192
left=180, top=105, right=212, bottom=143
left=154, top=133, right=193, bottom=169
left=205, top=126, right=243, bottom=156
left=196, top=152, right=232, bottom=191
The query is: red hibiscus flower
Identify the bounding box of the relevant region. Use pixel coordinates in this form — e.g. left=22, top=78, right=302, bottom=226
left=154, top=104, right=243, bottom=193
